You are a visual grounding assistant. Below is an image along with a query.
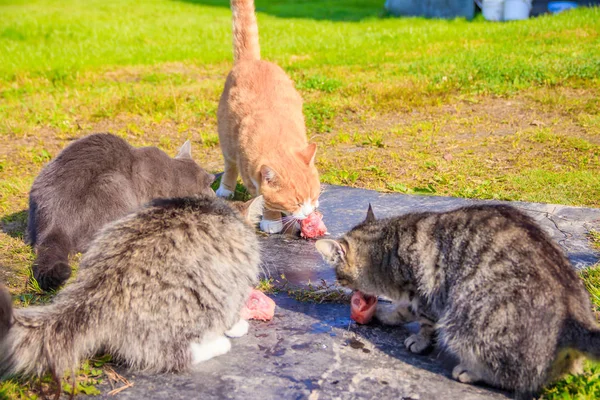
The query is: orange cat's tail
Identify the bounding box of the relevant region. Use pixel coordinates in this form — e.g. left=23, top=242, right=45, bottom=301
left=231, top=0, right=261, bottom=63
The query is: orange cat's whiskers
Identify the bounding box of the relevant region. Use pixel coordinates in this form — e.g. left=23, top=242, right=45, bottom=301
left=280, top=216, right=299, bottom=233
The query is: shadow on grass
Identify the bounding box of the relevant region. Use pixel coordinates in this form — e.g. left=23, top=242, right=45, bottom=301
left=176, top=0, right=388, bottom=21
left=1, top=210, right=28, bottom=241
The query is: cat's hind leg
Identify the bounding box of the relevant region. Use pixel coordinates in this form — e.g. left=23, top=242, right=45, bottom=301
left=190, top=335, right=231, bottom=364
left=375, top=301, right=418, bottom=326
left=452, top=363, right=484, bottom=384
left=33, top=229, right=72, bottom=291
left=216, top=158, right=238, bottom=198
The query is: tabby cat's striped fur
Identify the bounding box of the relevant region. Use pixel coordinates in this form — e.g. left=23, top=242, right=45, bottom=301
left=316, top=204, right=600, bottom=400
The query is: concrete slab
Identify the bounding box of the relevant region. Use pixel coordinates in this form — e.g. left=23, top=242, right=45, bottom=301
left=264, top=185, right=600, bottom=287
left=93, top=186, right=599, bottom=399
left=99, top=295, right=509, bottom=400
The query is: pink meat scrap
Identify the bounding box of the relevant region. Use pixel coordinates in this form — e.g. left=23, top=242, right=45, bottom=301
left=240, top=289, right=276, bottom=321
left=300, top=211, right=328, bottom=239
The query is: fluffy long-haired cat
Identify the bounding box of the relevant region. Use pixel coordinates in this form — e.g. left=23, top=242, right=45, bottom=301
left=216, top=0, right=321, bottom=234
left=1, top=195, right=264, bottom=385
left=316, top=204, right=600, bottom=400
left=28, top=133, right=215, bottom=291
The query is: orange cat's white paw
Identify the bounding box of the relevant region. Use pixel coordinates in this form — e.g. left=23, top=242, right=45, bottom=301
left=216, top=186, right=234, bottom=199
left=260, top=218, right=283, bottom=234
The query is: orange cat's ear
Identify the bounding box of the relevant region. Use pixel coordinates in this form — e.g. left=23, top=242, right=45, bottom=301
left=260, top=165, right=277, bottom=185
left=298, top=143, right=317, bottom=166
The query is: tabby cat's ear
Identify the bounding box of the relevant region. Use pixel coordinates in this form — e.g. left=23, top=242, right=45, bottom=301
left=245, top=195, right=265, bottom=225
left=298, top=143, right=317, bottom=166
left=176, top=140, right=192, bottom=160
left=260, top=165, right=277, bottom=185
left=315, top=239, right=346, bottom=264
left=365, top=203, right=376, bottom=223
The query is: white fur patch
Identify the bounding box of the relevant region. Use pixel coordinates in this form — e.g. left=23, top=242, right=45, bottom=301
left=293, top=202, right=314, bottom=219
left=190, top=335, right=231, bottom=364
left=215, top=186, right=234, bottom=199
left=225, top=319, right=249, bottom=338
left=260, top=218, right=283, bottom=234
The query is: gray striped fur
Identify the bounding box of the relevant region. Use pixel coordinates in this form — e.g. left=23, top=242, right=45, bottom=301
left=316, top=204, right=600, bottom=400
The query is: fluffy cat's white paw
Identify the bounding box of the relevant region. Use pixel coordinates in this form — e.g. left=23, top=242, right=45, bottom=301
left=225, top=319, right=249, bottom=338
left=260, top=218, right=283, bottom=234
left=190, top=335, right=231, bottom=364
left=404, top=333, right=431, bottom=354
left=452, top=364, right=479, bottom=384
left=215, top=186, right=234, bottom=199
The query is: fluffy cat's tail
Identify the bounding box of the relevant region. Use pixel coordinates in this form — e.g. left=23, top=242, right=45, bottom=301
left=0, top=284, right=91, bottom=380
left=33, top=229, right=72, bottom=291
left=231, top=0, right=261, bottom=63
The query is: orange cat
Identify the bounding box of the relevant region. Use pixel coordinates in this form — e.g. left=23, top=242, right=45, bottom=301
left=216, top=0, right=321, bottom=234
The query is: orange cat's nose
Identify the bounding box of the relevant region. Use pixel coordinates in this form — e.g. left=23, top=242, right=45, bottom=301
left=294, top=202, right=315, bottom=220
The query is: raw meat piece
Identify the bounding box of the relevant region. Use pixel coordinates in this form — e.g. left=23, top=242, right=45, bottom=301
left=300, top=211, right=328, bottom=239
left=240, top=289, right=276, bottom=321
left=350, top=291, right=378, bottom=324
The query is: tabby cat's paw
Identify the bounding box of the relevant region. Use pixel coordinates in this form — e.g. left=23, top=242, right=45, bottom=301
left=404, top=333, right=431, bottom=354
left=452, top=364, right=479, bottom=384
left=225, top=319, right=249, bottom=338
left=260, top=218, right=283, bottom=234
left=215, top=186, right=234, bottom=199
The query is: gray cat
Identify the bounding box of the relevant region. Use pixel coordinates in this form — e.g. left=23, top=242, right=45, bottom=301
left=28, top=133, right=216, bottom=291
left=1, top=194, right=264, bottom=383
left=316, top=204, right=600, bottom=400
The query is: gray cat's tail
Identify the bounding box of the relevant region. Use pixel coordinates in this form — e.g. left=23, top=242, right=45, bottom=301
left=231, top=0, right=261, bottom=63
left=33, top=229, right=72, bottom=291
left=0, top=285, right=91, bottom=380
left=564, top=318, right=600, bottom=360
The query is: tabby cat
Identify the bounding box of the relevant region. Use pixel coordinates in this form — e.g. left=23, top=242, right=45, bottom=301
left=28, top=133, right=215, bottom=291
left=216, top=0, right=321, bottom=234
left=316, top=204, right=600, bottom=400
left=1, top=195, right=264, bottom=382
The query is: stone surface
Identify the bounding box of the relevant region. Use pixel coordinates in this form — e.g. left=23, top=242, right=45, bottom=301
left=94, top=185, right=600, bottom=399
left=263, top=185, right=600, bottom=287
left=100, top=295, right=508, bottom=400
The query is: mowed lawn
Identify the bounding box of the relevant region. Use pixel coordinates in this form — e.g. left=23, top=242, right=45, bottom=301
left=1, top=0, right=600, bottom=398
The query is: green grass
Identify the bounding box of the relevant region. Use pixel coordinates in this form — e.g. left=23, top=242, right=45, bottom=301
left=0, top=356, right=111, bottom=399
left=1, top=1, right=599, bottom=206
left=541, top=265, right=600, bottom=399
left=0, top=0, right=600, bottom=397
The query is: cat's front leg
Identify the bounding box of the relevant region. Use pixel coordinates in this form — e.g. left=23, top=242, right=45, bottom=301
left=375, top=301, right=418, bottom=326
left=404, top=316, right=436, bottom=354
left=216, top=158, right=239, bottom=198
left=259, top=209, right=283, bottom=234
